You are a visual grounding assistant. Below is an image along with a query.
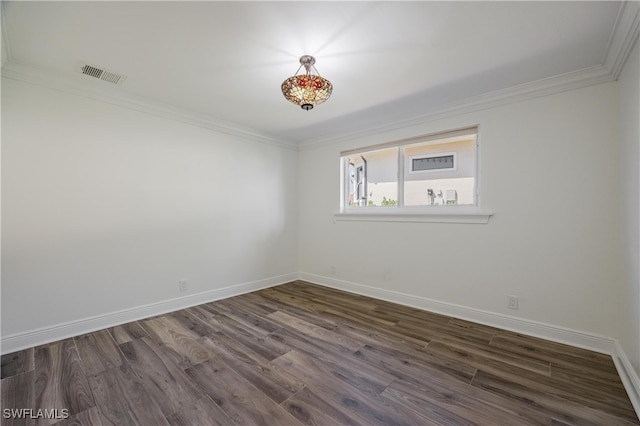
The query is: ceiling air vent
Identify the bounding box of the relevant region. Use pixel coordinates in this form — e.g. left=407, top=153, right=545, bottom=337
left=79, top=63, right=126, bottom=85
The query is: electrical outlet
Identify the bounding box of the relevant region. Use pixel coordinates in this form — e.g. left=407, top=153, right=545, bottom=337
left=179, top=280, right=188, bottom=292
left=330, top=265, right=336, bottom=276
left=507, top=295, right=519, bottom=310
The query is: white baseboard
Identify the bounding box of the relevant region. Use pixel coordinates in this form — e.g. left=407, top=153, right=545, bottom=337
left=613, top=341, right=640, bottom=416
left=0, top=272, right=298, bottom=355
left=4, top=271, right=638, bottom=419
left=300, top=272, right=640, bottom=418
left=299, top=272, right=616, bottom=354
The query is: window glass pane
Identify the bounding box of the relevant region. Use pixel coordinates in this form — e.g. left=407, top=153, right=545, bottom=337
left=403, top=136, right=476, bottom=206
left=412, top=155, right=454, bottom=171
left=345, top=147, right=398, bottom=207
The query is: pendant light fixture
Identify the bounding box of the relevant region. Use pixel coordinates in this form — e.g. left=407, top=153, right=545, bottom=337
left=281, top=55, right=333, bottom=110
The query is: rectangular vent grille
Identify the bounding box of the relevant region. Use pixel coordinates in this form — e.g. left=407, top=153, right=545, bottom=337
left=80, top=64, right=126, bottom=85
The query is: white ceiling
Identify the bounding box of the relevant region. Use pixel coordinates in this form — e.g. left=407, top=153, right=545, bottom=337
left=1, top=1, right=636, bottom=146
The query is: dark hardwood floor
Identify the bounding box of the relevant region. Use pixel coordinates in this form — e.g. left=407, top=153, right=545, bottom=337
left=2, top=281, right=638, bottom=425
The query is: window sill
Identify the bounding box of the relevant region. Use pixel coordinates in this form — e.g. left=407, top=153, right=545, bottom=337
left=334, top=208, right=493, bottom=224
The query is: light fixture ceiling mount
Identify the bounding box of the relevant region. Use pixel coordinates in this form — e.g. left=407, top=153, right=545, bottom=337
left=281, top=55, right=333, bottom=111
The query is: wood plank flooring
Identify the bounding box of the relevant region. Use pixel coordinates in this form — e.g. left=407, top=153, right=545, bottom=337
left=2, top=281, right=638, bottom=425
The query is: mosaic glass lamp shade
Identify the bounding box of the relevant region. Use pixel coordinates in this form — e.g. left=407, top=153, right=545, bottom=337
left=281, top=55, right=332, bottom=111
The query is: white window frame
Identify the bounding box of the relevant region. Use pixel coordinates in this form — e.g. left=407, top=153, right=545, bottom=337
left=336, top=126, right=492, bottom=224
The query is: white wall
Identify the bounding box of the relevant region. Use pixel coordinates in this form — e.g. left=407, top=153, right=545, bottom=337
left=1, top=78, right=298, bottom=339
left=299, top=81, right=623, bottom=339
left=1, top=58, right=635, bottom=372
left=619, top=37, right=640, bottom=378
left=0, top=53, right=636, bottom=385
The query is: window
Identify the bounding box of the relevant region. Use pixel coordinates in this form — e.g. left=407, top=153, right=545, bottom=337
left=345, top=147, right=398, bottom=207
left=411, top=153, right=455, bottom=172
left=340, top=126, right=481, bottom=214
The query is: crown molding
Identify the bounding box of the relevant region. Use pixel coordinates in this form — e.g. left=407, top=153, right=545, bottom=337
left=0, top=60, right=620, bottom=154
left=604, top=1, right=640, bottom=79
left=298, top=64, right=615, bottom=150
left=1, top=61, right=299, bottom=151
left=299, top=2, right=640, bottom=150
left=3, top=3, right=637, bottom=152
